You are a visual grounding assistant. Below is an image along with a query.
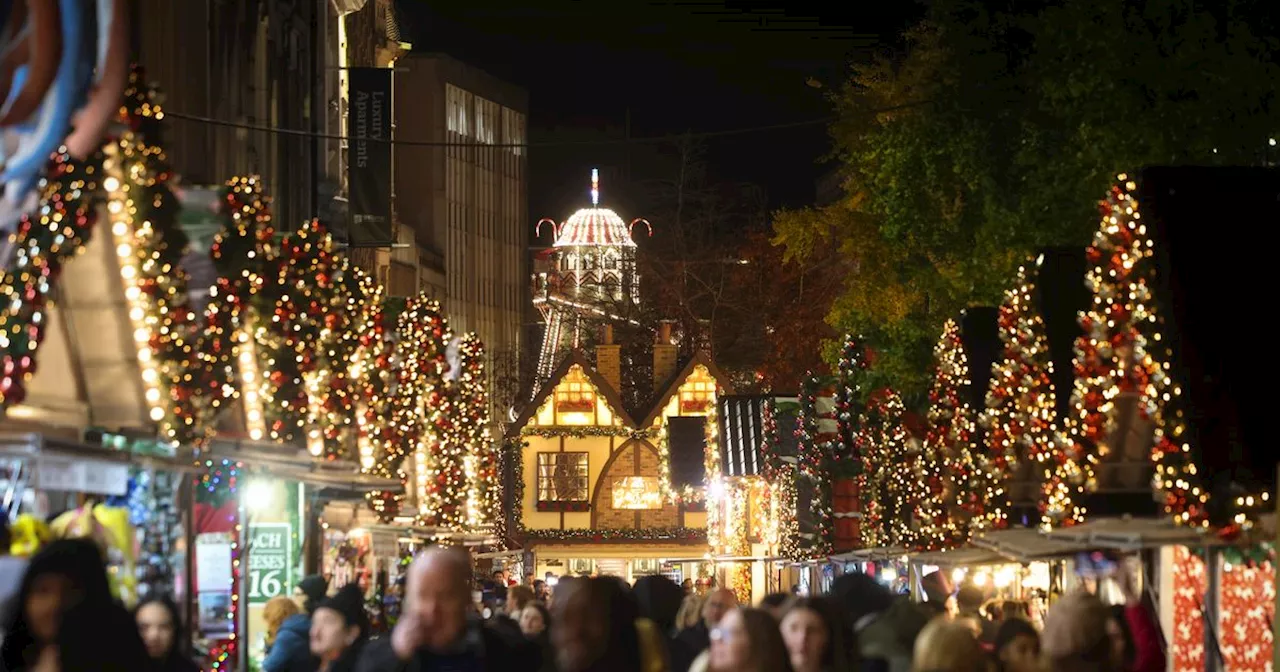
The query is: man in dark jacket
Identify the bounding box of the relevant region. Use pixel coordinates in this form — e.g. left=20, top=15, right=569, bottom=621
left=356, top=547, right=538, bottom=672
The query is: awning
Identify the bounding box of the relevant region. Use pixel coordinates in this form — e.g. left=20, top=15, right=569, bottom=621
left=0, top=432, right=197, bottom=497
left=969, top=528, right=1086, bottom=561
left=199, top=437, right=403, bottom=497
left=911, top=546, right=1008, bottom=567
left=1041, top=516, right=1217, bottom=551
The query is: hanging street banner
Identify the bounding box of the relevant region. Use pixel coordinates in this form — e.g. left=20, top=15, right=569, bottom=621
left=347, top=67, right=394, bottom=247
left=247, top=522, right=293, bottom=604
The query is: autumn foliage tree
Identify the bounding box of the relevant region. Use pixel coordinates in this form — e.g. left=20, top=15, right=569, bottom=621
left=772, top=0, right=1280, bottom=398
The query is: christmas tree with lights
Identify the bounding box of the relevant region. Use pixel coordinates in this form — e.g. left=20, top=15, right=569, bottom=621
left=259, top=220, right=344, bottom=445
left=855, top=388, right=923, bottom=548
left=0, top=151, right=103, bottom=410
left=981, top=263, right=1067, bottom=527
left=1076, top=177, right=1267, bottom=532
left=915, top=320, right=970, bottom=549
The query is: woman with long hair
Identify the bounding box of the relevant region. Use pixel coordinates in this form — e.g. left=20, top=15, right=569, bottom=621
left=780, top=597, right=856, bottom=672
left=692, top=607, right=792, bottom=672
left=134, top=595, right=200, bottom=672
left=0, top=538, right=149, bottom=671
left=262, top=596, right=301, bottom=658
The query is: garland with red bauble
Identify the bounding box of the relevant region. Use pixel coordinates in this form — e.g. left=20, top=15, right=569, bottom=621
left=0, top=152, right=103, bottom=411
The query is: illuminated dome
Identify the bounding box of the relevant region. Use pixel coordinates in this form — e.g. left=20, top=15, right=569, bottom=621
left=553, top=207, right=636, bottom=247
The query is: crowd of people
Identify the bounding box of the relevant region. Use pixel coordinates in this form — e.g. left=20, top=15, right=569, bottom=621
left=0, top=518, right=1165, bottom=672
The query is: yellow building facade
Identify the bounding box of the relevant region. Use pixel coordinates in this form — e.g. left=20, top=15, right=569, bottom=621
left=506, top=351, right=725, bottom=584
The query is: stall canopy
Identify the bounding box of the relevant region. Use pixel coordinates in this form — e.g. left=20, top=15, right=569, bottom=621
left=200, top=437, right=402, bottom=498
left=1, top=431, right=196, bottom=501
left=1042, top=516, right=1245, bottom=552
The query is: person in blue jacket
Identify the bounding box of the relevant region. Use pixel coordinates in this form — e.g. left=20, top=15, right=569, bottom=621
left=264, top=575, right=329, bottom=672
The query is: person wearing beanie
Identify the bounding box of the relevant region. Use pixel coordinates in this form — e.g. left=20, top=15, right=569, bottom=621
left=297, top=575, right=330, bottom=614
left=311, top=584, right=369, bottom=672
left=264, top=575, right=328, bottom=672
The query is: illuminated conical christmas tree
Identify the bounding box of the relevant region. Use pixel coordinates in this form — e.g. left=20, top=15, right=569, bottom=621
left=915, top=320, right=970, bottom=549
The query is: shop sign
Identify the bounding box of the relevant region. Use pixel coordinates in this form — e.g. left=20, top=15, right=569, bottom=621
left=35, top=457, right=129, bottom=495
left=248, top=522, right=293, bottom=604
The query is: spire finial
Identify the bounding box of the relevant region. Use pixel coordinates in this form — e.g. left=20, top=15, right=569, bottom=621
left=591, top=168, right=599, bottom=206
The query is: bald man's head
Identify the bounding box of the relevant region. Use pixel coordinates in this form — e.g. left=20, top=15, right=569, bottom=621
left=408, top=546, right=472, bottom=594
left=701, top=588, right=737, bottom=627
left=401, top=545, right=473, bottom=651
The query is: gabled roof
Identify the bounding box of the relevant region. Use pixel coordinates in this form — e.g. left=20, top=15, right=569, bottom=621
left=639, top=350, right=734, bottom=428
left=507, top=350, right=635, bottom=437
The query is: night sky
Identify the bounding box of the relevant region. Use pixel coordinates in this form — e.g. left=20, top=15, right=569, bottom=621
left=396, top=1, right=921, bottom=216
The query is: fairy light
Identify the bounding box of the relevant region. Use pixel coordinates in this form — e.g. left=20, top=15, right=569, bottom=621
left=591, top=167, right=599, bottom=206
left=238, top=329, right=266, bottom=441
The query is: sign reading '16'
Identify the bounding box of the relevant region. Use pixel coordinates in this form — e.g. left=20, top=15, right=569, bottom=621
left=248, top=522, right=293, bottom=604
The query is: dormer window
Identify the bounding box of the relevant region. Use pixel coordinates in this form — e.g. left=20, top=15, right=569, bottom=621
left=555, top=368, right=596, bottom=413
left=678, top=367, right=717, bottom=413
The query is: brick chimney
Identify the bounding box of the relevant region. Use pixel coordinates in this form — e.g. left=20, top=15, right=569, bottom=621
left=653, top=321, right=678, bottom=391
left=596, top=324, right=622, bottom=393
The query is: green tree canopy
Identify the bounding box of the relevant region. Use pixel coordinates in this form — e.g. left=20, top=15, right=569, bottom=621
left=775, top=0, right=1280, bottom=399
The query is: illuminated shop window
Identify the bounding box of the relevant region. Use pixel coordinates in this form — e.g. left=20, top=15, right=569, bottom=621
left=612, top=476, right=662, bottom=510
left=537, top=452, right=589, bottom=502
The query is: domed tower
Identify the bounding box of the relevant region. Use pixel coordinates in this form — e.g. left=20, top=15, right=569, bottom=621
left=533, top=169, right=651, bottom=381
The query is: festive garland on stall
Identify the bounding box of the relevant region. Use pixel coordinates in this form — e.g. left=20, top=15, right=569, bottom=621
left=458, top=334, right=499, bottom=531
left=397, top=296, right=450, bottom=522
left=0, top=151, right=103, bottom=410
left=1077, top=177, right=1269, bottom=533
left=102, top=67, right=202, bottom=443
left=307, top=256, right=380, bottom=462
left=195, top=176, right=276, bottom=435
left=525, top=527, right=708, bottom=542
left=914, top=320, right=970, bottom=550
left=522, top=426, right=654, bottom=439
left=498, top=437, right=529, bottom=546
